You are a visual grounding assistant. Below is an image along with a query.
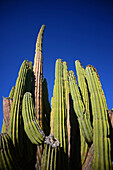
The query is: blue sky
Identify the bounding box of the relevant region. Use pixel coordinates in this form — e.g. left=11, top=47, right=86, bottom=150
left=0, top=0, right=113, bottom=131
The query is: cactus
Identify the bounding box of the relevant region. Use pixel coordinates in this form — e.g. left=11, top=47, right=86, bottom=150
left=50, top=59, right=68, bottom=152
left=22, top=92, right=45, bottom=145
left=49, top=59, right=69, bottom=169
left=68, top=70, right=93, bottom=144
left=75, top=60, right=91, bottom=164
left=0, top=25, right=112, bottom=170
left=86, top=65, right=112, bottom=169
left=33, top=24, right=45, bottom=128
left=8, top=60, right=32, bottom=151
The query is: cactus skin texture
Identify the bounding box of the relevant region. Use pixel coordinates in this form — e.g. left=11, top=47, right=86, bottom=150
left=22, top=92, right=45, bottom=145
left=0, top=133, right=20, bottom=170
left=86, top=65, right=112, bottom=170
left=0, top=25, right=112, bottom=170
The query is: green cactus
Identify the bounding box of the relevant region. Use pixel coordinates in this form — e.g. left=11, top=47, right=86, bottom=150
left=50, top=59, right=67, bottom=152
left=86, top=65, right=112, bottom=169
left=9, top=60, right=31, bottom=149
left=68, top=70, right=93, bottom=144
left=75, top=60, right=91, bottom=164
left=22, top=92, right=45, bottom=145
left=0, top=25, right=112, bottom=170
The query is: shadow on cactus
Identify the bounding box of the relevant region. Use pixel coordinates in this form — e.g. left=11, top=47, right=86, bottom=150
left=1, top=25, right=112, bottom=170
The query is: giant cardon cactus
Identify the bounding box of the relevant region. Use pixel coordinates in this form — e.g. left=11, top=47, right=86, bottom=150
left=0, top=25, right=113, bottom=170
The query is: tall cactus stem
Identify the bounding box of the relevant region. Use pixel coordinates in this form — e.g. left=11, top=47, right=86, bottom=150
left=86, top=65, right=112, bottom=169
left=33, top=25, right=45, bottom=128
left=68, top=70, right=93, bottom=144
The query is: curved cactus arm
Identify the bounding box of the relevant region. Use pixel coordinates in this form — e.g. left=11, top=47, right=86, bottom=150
left=86, top=65, right=112, bottom=169
left=22, top=92, right=45, bottom=145
left=0, top=133, right=20, bottom=170
left=33, top=25, right=45, bottom=128
left=68, top=70, right=93, bottom=144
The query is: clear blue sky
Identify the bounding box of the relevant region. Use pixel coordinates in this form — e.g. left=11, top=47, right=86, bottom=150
left=0, top=0, right=113, bottom=132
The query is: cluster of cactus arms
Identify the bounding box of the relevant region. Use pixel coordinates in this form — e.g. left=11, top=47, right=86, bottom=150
left=0, top=25, right=113, bottom=170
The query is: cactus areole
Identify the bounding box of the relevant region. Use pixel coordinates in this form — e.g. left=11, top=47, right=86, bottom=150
left=0, top=25, right=112, bottom=170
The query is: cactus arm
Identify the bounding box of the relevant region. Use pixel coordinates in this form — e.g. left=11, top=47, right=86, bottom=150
left=75, top=60, right=90, bottom=118
left=50, top=59, right=68, bottom=153
left=86, top=65, right=112, bottom=169
left=75, top=60, right=90, bottom=164
left=8, top=59, right=34, bottom=164
left=9, top=60, right=28, bottom=143
left=68, top=70, right=93, bottom=144
left=33, top=25, right=45, bottom=128
left=22, top=92, right=45, bottom=145
left=35, top=24, right=45, bottom=53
